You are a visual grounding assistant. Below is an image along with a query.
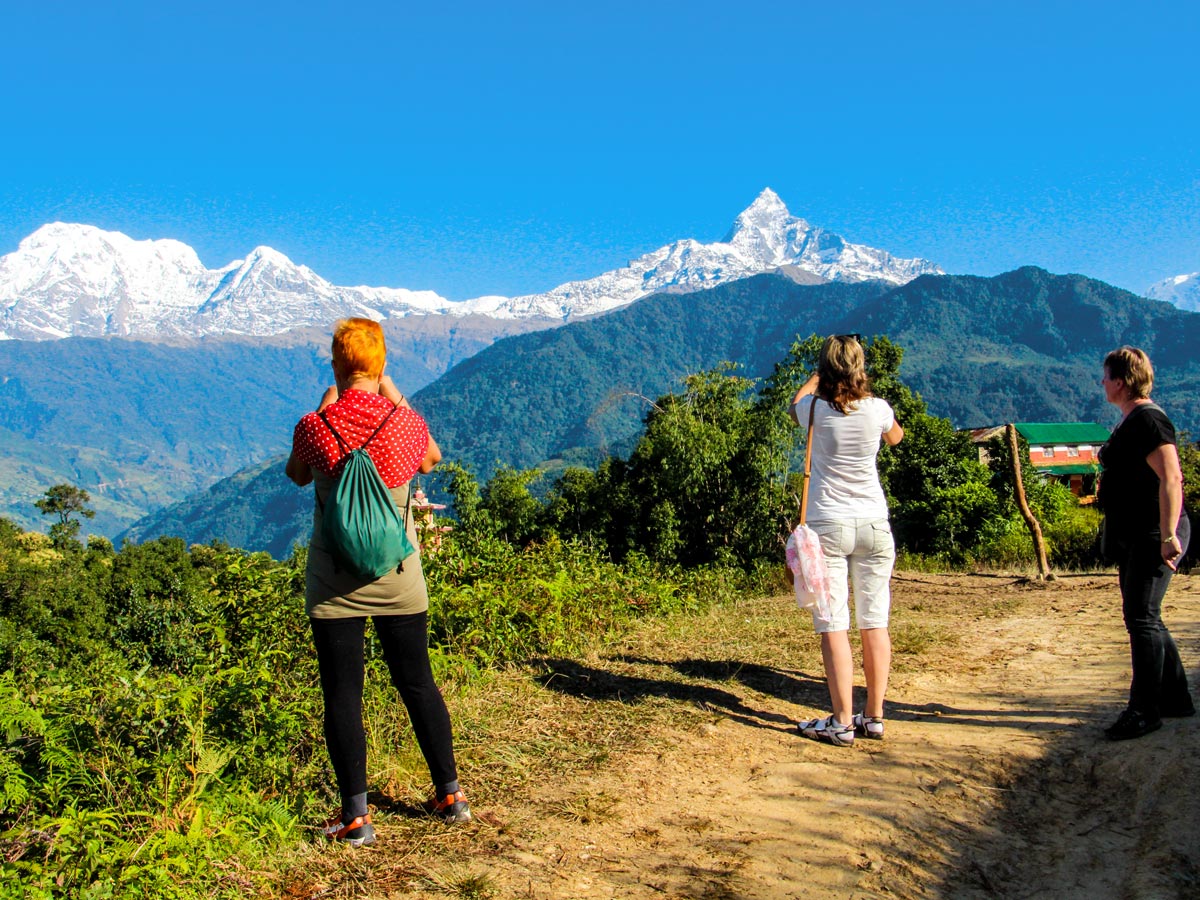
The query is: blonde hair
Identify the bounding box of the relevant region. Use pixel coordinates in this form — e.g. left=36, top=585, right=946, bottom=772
left=332, top=318, right=386, bottom=381
left=817, top=335, right=871, bottom=414
left=1104, top=346, right=1153, bottom=400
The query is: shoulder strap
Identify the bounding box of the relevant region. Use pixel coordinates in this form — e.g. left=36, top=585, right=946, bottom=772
left=314, top=402, right=406, bottom=514
left=317, top=402, right=403, bottom=459
left=799, top=398, right=817, bottom=526
left=317, top=411, right=349, bottom=456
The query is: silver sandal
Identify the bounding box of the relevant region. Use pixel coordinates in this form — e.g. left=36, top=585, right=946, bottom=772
left=796, top=715, right=855, bottom=747
left=852, top=712, right=885, bottom=740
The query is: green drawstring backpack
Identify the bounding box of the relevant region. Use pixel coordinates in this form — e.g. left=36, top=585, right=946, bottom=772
left=316, top=405, right=415, bottom=580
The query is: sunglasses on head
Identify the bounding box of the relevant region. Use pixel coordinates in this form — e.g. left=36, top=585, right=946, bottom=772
left=836, top=333, right=864, bottom=343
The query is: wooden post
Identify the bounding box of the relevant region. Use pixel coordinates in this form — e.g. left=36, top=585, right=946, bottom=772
left=1007, top=424, right=1054, bottom=581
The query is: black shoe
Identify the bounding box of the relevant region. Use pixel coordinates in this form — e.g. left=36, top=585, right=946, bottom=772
left=1104, top=708, right=1162, bottom=741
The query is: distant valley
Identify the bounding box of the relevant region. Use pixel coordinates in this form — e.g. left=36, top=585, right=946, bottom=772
left=0, top=314, right=539, bottom=534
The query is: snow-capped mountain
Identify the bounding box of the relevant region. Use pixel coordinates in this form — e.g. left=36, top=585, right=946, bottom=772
left=1145, top=272, right=1200, bottom=312
left=491, top=189, right=942, bottom=319
left=0, top=224, right=453, bottom=339
left=0, top=189, right=943, bottom=340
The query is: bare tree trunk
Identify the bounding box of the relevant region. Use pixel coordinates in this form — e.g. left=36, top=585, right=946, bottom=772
left=1007, top=424, right=1054, bottom=581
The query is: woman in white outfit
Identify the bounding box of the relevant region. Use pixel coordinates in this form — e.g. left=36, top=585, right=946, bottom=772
left=789, top=335, right=904, bottom=747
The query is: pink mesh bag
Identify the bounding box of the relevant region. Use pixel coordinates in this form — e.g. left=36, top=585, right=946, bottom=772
left=786, top=523, right=830, bottom=617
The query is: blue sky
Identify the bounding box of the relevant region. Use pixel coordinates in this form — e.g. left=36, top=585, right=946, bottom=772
left=2, top=0, right=1197, bottom=298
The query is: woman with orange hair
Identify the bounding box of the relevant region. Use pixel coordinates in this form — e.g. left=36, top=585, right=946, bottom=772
left=287, top=318, right=469, bottom=846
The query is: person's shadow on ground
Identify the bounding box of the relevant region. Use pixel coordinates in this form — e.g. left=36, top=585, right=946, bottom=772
left=533, top=655, right=1081, bottom=735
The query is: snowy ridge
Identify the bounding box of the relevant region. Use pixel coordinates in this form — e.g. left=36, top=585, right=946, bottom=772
left=0, top=190, right=943, bottom=339
left=478, top=189, right=943, bottom=319
left=1145, top=272, right=1200, bottom=313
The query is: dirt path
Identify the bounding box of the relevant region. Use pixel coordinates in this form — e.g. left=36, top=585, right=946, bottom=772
left=462, top=572, right=1200, bottom=900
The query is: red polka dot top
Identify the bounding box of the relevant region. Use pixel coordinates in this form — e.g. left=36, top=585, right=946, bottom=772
left=292, top=389, right=430, bottom=487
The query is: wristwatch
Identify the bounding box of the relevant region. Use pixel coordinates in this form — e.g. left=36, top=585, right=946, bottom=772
left=1163, top=535, right=1178, bottom=544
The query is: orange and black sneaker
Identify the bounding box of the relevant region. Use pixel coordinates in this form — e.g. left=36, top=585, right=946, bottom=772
left=427, top=789, right=472, bottom=823
left=323, top=812, right=376, bottom=847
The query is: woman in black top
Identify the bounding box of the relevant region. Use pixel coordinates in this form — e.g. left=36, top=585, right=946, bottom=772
left=1097, top=346, right=1193, bottom=740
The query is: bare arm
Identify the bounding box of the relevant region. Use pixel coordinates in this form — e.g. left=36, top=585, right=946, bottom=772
left=286, top=451, right=313, bottom=486
left=1147, top=442, right=1184, bottom=569
left=788, top=373, right=820, bottom=426
left=377, top=374, right=436, bottom=469
left=419, top=433, right=442, bottom=474
left=316, top=385, right=339, bottom=412
left=883, top=420, right=904, bottom=446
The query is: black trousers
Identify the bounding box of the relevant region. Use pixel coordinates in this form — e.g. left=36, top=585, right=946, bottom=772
left=1117, top=520, right=1193, bottom=718
left=310, top=611, right=459, bottom=804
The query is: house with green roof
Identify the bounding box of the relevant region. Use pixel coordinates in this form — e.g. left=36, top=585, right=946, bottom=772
left=966, top=422, right=1110, bottom=497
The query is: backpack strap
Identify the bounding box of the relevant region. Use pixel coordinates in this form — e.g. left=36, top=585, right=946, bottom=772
left=317, top=411, right=350, bottom=457
left=397, top=484, right=413, bottom=573
left=317, top=401, right=403, bottom=459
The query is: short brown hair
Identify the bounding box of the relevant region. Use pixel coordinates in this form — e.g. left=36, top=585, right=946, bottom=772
left=1104, top=346, right=1153, bottom=399
left=817, top=335, right=872, bottom=413
left=332, top=318, right=386, bottom=381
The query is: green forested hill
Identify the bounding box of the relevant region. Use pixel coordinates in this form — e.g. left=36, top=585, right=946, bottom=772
left=116, top=454, right=307, bottom=557
left=856, top=266, right=1200, bottom=429
left=121, top=266, right=1200, bottom=555
left=412, top=266, right=1200, bottom=478
left=411, top=276, right=890, bottom=472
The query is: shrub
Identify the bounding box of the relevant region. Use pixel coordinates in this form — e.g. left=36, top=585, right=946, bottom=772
left=1045, top=504, right=1102, bottom=570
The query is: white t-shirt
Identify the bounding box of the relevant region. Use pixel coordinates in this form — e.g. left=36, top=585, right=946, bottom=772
left=793, top=395, right=894, bottom=521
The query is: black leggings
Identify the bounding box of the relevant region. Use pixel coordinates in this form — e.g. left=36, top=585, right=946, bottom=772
left=1117, top=520, right=1193, bottom=717
left=310, top=612, right=459, bottom=803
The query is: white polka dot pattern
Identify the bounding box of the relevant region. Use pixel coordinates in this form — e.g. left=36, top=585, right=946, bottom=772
left=292, top=389, right=430, bottom=487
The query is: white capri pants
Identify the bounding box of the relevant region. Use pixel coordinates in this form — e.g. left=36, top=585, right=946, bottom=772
left=809, top=518, right=895, bottom=634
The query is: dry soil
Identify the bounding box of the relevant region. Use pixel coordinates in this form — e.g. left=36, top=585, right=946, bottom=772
left=299, top=571, right=1200, bottom=900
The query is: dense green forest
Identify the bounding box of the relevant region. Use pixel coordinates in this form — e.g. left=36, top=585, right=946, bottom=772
left=127, top=329, right=1200, bottom=564
left=412, top=267, right=1200, bottom=482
